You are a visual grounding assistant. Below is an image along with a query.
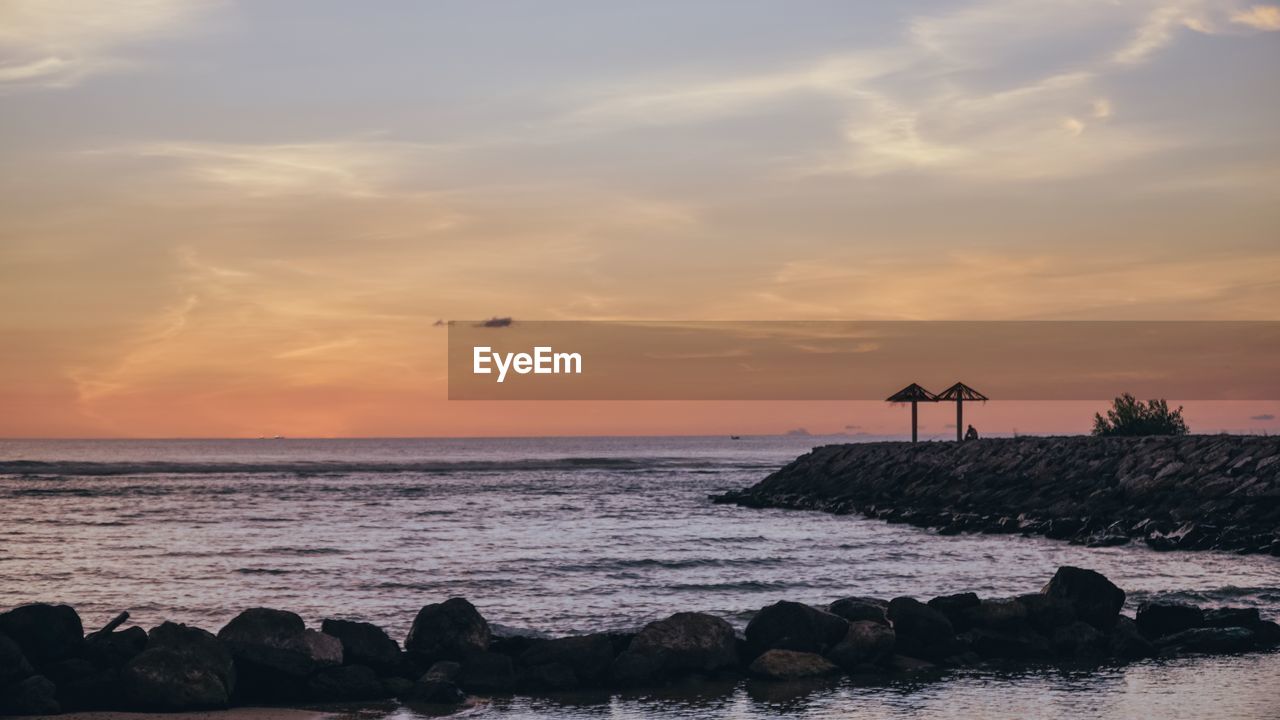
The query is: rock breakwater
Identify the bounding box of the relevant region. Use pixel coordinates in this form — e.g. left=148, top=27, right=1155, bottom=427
left=714, top=435, right=1280, bottom=554
left=2, top=567, right=1278, bottom=715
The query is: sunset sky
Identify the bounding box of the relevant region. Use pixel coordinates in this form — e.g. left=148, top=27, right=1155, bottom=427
left=2, top=0, right=1279, bottom=438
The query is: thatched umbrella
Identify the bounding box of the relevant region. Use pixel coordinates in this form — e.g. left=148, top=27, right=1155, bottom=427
left=886, top=383, right=939, bottom=443
left=937, top=382, right=988, bottom=441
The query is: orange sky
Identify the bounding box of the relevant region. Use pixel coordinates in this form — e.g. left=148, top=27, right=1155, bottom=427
left=2, top=1, right=1279, bottom=438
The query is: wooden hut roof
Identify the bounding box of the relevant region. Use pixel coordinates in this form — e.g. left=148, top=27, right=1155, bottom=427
left=937, top=382, right=988, bottom=402
left=886, top=383, right=939, bottom=403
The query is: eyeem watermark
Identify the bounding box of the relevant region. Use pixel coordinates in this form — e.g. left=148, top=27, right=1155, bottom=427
left=473, top=346, right=582, bottom=383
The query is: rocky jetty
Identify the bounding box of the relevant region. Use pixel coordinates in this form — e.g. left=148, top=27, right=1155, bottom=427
left=3, top=567, right=1278, bottom=715
left=714, top=435, right=1280, bottom=554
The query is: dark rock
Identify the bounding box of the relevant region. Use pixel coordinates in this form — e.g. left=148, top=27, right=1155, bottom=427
left=457, top=649, right=515, bottom=692
left=1016, top=593, right=1077, bottom=634
left=84, top=626, right=147, bottom=669
left=0, top=604, right=84, bottom=666
left=0, top=632, right=34, bottom=686
left=1136, top=602, right=1204, bottom=638
left=1109, top=616, right=1155, bottom=660
left=825, top=620, right=894, bottom=669
left=424, top=660, right=461, bottom=683
left=1156, top=627, right=1256, bottom=655
left=306, top=664, right=388, bottom=701
left=886, top=654, right=936, bottom=673
left=609, top=650, right=665, bottom=687
left=524, top=661, right=577, bottom=690
left=404, top=598, right=491, bottom=662
left=962, top=627, right=1050, bottom=661
left=217, top=608, right=341, bottom=677
left=1042, top=567, right=1125, bottom=630
left=382, top=676, right=413, bottom=698
left=886, top=597, right=955, bottom=661
left=965, top=598, right=1028, bottom=632
left=320, top=619, right=401, bottom=673
left=619, top=612, right=738, bottom=679
left=1, top=675, right=59, bottom=715
left=1202, top=607, right=1261, bottom=629
left=403, top=678, right=466, bottom=704
left=747, top=649, right=839, bottom=680
left=121, top=622, right=236, bottom=711
left=519, top=633, right=615, bottom=688
left=827, top=597, right=889, bottom=625
left=745, top=601, right=848, bottom=656
left=927, top=593, right=980, bottom=632
left=1050, top=620, right=1107, bottom=659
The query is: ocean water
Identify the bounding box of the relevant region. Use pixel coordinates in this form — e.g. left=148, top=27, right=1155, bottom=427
left=2, top=437, right=1278, bottom=719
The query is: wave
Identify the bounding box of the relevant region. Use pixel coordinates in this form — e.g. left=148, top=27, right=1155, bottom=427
left=0, top=456, right=764, bottom=477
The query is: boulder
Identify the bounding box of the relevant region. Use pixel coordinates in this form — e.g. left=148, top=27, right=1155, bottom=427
left=121, top=622, right=236, bottom=711
left=1, top=675, right=59, bottom=715
left=0, top=632, right=34, bottom=686
left=962, top=627, right=1051, bottom=661
left=927, top=593, right=980, bottom=632
left=886, top=597, right=956, bottom=661
left=747, top=649, right=839, bottom=681
left=1042, top=567, right=1125, bottom=630
left=457, top=649, right=515, bottom=692
left=84, top=626, right=147, bottom=669
left=626, top=612, right=738, bottom=674
left=519, top=633, right=615, bottom=688
left=306, top=664, right=388, bottom=701
left=1109, top=616, right=1155, bottom=660
left=404, top=598, right=491, bottom=662
left=827, top=597, right=889, bottom=625
left=218, top=608, right=342, bottom=677
left=609, top=650, right=666, bottom=687
left=1202, top=607, right=1261, bottom=629
left=1157, top=627, right=1256, bottom=655
left=745, top=601, right=848, bottom=656
left=965, top=598, right=1028, bottom=632
left=320, top=619, right=401, bottom=673
left=402, top=678, right=466, bottom=705
left=1050, top=620, right=1107, bottom=659
left=1136, top=602, right=1204, bottom=639
left=0, top=604, right=84, bottom=666
left=1016, top=593, right=1077, bottom=635
left=825, top=620, right=894, bottom=669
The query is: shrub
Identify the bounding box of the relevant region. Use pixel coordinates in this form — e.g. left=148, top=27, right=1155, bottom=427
left=1092, top=394, right=1188, bottom=437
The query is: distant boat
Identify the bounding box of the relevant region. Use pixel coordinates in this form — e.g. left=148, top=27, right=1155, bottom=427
left=730, top=435, right=741, bottom=440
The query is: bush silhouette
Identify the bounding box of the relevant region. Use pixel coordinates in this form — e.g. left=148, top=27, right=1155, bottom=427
left=1092, top=393, right=1189, bottom=437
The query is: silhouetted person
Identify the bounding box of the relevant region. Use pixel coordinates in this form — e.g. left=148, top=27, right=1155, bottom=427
left=964, top=424, right=979, bottom=441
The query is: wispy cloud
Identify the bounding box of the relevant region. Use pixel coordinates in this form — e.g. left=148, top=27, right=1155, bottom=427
left=0, top=0, right=217, bottom=90
left=1232, top=4, right=1280, bottom=29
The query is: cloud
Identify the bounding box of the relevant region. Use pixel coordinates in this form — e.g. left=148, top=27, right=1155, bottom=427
left=1251, top=413, right=1276, bottom=421
left=1232, top=4, right=1280, bottom=29
left=0, top=0, right=217, bottom=90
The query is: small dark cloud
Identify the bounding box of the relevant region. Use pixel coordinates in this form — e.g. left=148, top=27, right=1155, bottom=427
left=1251, top=413, right=1276, bottom=421
left=844, top=424, right=861, bottom=430
left=477, top=317, right=513, bottom=328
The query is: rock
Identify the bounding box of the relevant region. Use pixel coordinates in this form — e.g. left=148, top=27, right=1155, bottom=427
left=320, top=619, right=401, bottom=673
left=217, top=608, right=341, bottom=701
left=403, top=678, right=466, bottom=704
left=745, top=601, right=848, bottom=656
left=885, top=654, right=936, bottom=673
left=121, top=622, right=236, bottom=711
left=827, top=597, right=889, bottom=625
left=306, top=664, right=387, bottom=701
left=1042, top=567, right=1125, bottom=630
left=404, top=598, right=491, bottom=662
left=1, top=675, right=60, bottom=715
left=1202, top=607, right=1261, bottom=629
left=457, top=649, right=515, bottom=692
left=620, top=612, right=738, bottom=679
left=84, top=626, right=147, bottom=669
left=886, top=597, right=956, bottom=661
left=1156, top=627, right=1256, bottom=655
left=927, top=593, right=980, bottom=632
left=962, top=627, right=1051, bottom=661
left=1136, top=602, right=1204, bottom=638
left=1109, top=616, right=1155, bottom=660
left=825, top=620, right=894, bottom=669
left=424, top=660, right=460, bottom=683
left=0, top=632, right=34, bottom=686
left=965, top=598, right=1028, bottom=632
left=609, top=650, right=665, bottom=687
left=0, top=604, right=84, bottom=666
left=1016, top=593, right=1076, bottom=635
left=519, top=633, right=615, bottom=688
left=1050, top=620, right=1107, bottom=659
left=747, top=649, right=839, bottom=680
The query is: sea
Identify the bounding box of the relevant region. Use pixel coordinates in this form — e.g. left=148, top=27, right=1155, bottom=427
left=1, top=437, right=1277, bottom=719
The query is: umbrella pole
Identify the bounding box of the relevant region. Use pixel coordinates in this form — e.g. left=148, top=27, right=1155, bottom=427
left=911, top=400, right=918, bottom=443
left=957, top=398, right=963, bottom=442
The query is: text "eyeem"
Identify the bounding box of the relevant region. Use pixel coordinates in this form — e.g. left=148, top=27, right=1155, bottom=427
left=473, top=346, right=583, bottom=383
